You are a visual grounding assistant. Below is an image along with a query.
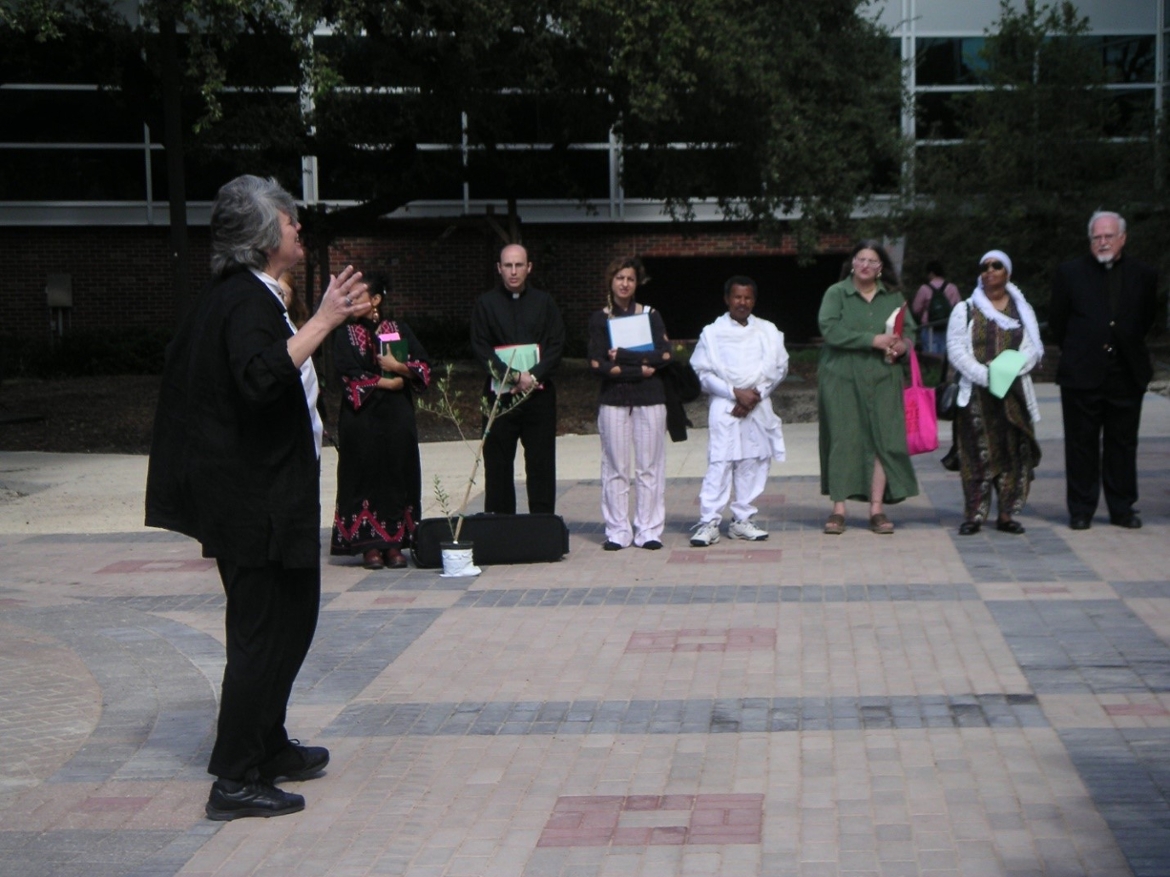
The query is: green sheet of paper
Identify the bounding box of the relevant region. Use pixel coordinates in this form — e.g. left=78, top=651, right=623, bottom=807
left=988, top=349, right=1027, bottom=399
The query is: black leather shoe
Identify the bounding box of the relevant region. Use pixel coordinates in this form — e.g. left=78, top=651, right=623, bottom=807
left=996, top=520, right=1025, bottom=535
left=1110, top=513, right=1142, bottom=529
left=958, top=521, right=981, bottom=536
left=1069, top=516, right=1092, bottom=531
left=940, top=447, right=960, bottom=472
left=641, top=540, right=663, bottom=550
left=206, top=779, right=304, bottom=820
left=602, top=541, right=623, bottom=551
left=258, top=742, right=330, bottom=783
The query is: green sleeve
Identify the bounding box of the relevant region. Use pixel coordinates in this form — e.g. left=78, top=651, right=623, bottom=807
left=818, top=283, right=875, bottom=351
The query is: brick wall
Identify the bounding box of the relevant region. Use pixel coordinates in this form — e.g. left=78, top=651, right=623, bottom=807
left=0, top=222, right=852, bottom=347
left=0, top=227, right=211, bottom=340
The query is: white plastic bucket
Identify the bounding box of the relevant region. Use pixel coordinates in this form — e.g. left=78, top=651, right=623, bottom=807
left=440, top=542, right=481, bottom=577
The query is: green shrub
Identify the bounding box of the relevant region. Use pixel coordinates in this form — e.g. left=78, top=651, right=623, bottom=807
left=0, top=328, right=173, bottom=378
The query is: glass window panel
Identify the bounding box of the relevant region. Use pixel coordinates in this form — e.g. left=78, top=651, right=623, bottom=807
left=315, top=92, right=459, bottom=144
left=1080, top=35, right=1156, bottom=83
left=1103, top=88, right=1156, bottom=136
left=467, top=93, right=614, bottom=145
left=220, top=33, right=301, bottom=87
left=0, top=148, right=146, bottom=199
left=157, top=149, right=301, bottom=202
left=915, top=37, right=987, bottom=86
left=915, top=92, right=968, bottom=140
left=317, top=151, right=464, bottom=202
left=0, top=91, right=145, bottom=143
left=466, top=150, right=609, bottom=199
left=620, top=148, right=756, bottom=200
left=0, top=24, right=132, bottom=84
left=313, top=34, right=427, bottom=87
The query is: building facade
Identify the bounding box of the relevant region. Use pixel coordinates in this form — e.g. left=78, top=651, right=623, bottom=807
left=0, top=0, right=1164, bottom=350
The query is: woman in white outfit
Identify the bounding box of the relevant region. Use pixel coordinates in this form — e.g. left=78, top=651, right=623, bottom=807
left=689, top=276, right=789, bottom=546
left=587, top=257, right=673, bottom=550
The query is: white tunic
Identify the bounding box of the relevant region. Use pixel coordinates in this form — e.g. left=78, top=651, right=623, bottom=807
left=691, top=313, right=789, bottom=463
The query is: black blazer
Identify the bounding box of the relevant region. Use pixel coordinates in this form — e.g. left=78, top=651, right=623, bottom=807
left=145, top=269, right=322, bottom=568
left=1049, top=253, right=1159, bottom=392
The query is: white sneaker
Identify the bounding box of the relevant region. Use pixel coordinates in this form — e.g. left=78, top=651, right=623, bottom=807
left=728, top=518, right=768, bottom=541
left=690, top=520, right=721, bottom=547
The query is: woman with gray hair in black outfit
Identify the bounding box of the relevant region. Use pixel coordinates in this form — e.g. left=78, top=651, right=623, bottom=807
left=146, top=175, right=369, bottom=820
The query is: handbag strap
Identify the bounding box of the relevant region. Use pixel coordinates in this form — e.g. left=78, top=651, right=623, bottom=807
left=907, top=345, right=924, bottom=389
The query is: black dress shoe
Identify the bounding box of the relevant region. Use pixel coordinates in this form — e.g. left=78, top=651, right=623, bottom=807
left=641, top=540, right=663, bottom=550
left=206, top=778, right=304, bottom=820
left=1069, top=516, right=1092, bottom=531
left=996, top=519, right=1025, bottom=534
left=602, top=540, right=623, bottom=551
left=958, top=521, right=981, bottom=535
left=940, top=447, right=960, bottom=472
left=258, top=742, right=330, bottom=783
left=1110, top=513, right=1142, bottom=529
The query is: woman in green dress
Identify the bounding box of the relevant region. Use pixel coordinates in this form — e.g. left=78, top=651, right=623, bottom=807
left=818, top=241, right=919, bottom=535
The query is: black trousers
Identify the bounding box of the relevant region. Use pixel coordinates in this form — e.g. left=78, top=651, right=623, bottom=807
left=482, top=382, right=557, bottom=514
left=1060, top=384, right=1143, bottom=520
left=207, top=559, right=320, bottom=781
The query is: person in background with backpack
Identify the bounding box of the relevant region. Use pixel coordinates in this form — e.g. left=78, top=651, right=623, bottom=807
left=911, top=261, right=961, bottom=357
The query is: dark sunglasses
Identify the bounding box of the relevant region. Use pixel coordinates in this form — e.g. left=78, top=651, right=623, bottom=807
left=980, top=260, right=1005, bottom=272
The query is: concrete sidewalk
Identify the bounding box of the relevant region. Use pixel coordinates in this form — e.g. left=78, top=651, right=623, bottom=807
left=2, top=383, right=1170, bottom=876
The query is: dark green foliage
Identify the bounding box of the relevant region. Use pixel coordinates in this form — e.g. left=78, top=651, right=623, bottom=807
left=0, top=328, right=173, bottom=378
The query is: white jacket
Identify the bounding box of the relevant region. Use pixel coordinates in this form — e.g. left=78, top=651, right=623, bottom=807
left=945, top=299, right=1042, bottom=423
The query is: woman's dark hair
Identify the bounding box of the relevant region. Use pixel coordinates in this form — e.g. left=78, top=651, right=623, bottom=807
left=364, top=271, right=391, bottom=299
left=840, top=239, right=899, bottom=287
left=925, top=260, right=945, bottom=277
left=604, top=256, right=648, bottom=312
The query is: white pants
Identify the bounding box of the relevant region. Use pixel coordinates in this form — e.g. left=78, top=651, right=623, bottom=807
left=598, top=404, right=667, bottom=546
left=698, top=456, right=770, bottom=524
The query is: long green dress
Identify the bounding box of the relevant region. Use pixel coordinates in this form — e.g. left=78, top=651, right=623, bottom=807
left=817, top=278, right=920, bottom=503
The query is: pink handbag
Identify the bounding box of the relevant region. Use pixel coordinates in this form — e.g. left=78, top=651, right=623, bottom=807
left=903, top=347, right=939, bottom=455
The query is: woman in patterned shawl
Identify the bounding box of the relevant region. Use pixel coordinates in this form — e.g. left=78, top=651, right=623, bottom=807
left=946, top=249, right=1043, bottom=536
left=331, top=272, right=431, bottom=568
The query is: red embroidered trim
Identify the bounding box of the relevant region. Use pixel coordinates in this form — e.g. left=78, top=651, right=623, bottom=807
left=332, top=500, right=417, bottom=547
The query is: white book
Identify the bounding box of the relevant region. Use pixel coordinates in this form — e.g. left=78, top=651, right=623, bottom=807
left=607, top=312, right=655, bottom=352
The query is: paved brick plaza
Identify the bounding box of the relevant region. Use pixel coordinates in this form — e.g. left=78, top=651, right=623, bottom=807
left=1, top=384, right=1169, bottom=876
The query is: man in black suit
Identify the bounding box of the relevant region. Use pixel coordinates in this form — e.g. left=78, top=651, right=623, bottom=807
left=1050, top=210, right=1159, bottom=530
left=470, top=243, right=565, bottom=514
left=146, top=175, right=368, bottom=819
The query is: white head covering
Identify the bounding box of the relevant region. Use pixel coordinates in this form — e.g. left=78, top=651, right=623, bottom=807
left=969, top=249, right=1042, bottom=357
left=979, top=249, right=1012, bottom=276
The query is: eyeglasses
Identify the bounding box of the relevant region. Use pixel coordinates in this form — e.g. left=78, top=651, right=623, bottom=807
left=980, top=261, right=1005, bottom=272
left=853, top=258, right=882, bottom=267
left=1090, top=234, right=1117, bottom=243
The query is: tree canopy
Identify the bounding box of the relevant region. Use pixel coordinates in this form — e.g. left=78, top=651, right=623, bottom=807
left=4, top=0, right=904, bottom=237
left=882, top=0, right=1167, bottom=314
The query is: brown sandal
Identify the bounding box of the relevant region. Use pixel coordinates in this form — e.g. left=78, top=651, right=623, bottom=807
left=869, top=513, right=894, bottom=534
left=823, top=514, right=845, bottom=535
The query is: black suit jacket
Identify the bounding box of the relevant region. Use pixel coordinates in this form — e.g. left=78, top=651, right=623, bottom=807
left=1049, top=253, right=1159, bottom=392
left=145, top=269, right=322, bottom=568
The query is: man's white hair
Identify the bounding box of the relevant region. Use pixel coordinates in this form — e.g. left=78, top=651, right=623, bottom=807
left=1087, top=210, right=1126, bottom=237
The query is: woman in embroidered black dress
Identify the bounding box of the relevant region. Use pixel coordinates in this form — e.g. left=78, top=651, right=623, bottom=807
left=331, top=273, right=431, bottom=569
